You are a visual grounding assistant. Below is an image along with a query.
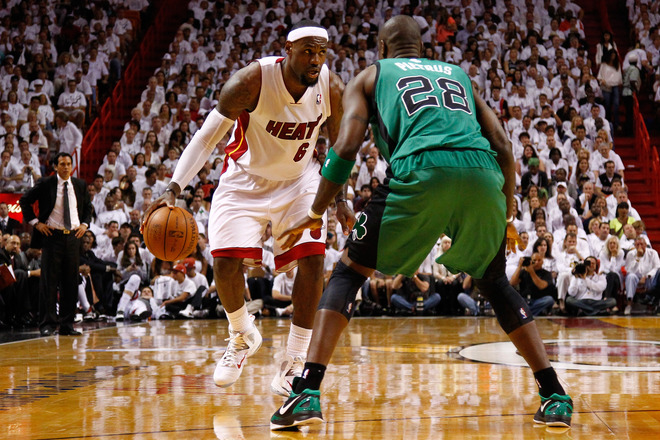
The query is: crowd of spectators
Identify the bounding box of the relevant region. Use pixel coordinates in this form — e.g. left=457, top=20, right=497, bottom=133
left=0, top=0, right=149, bottom=191
left=1, top=0, right=660, bottom=329
left=0, top=0, right=148, bottom=327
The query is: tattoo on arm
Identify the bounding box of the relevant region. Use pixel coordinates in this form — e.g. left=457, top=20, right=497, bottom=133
left=217, top=63, right=261, bottom=118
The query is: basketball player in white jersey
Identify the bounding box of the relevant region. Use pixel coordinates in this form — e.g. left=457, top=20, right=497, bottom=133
left=143, top=20, right=351, bottom=396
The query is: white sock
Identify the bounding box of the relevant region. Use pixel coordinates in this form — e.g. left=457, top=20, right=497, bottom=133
left=117, top=293, right=131, bottom=314
left=287, top=323, right=312, bottom=359
left=78, top=284, right=90, bottom=310
left=227, top=304, right=251, bottom=333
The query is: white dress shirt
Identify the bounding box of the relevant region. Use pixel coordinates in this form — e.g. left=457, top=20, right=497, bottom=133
left=45, top=176, right=81, bottom=230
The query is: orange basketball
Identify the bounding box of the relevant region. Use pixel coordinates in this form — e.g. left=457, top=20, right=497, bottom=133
left=143, top=206, right=198, bottom=262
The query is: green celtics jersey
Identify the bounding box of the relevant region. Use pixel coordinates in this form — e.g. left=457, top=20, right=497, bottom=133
left=371, top=58, right=492, bottom=164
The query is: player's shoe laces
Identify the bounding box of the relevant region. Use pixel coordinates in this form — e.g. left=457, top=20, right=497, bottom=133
left=213, top=319, right=262, bottom=388
left=270, top=378, right=323, bottom=430
left=533, top=393, right=573, bottom=427
left=271, top=354, right=305, bottom=397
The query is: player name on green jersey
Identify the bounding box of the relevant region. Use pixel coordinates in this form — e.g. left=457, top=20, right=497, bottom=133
left=394, top=61, right=454, bottom=75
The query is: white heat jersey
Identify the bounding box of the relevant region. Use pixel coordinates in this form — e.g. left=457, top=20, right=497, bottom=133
left=223, top=56, right=331, bottom=181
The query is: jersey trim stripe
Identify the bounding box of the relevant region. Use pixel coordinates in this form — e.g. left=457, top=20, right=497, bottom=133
left=222, top=111, right=251, bottom=174
left=274, top=242, right=325, bottom=270
left=212, top=247, right=263, bottom=261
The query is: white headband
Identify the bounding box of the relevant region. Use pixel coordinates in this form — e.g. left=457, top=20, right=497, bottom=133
left=287, top=26, right=329, bottom=42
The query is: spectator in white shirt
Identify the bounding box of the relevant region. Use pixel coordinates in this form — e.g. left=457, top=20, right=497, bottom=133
left=590, top=141, right=625, bottom=181
left=120, top=127, right=141, bottom=157
left=134, top=167, right=167, bottom=203
left=588, top=220, right=611, bottom=257
left=564, top=256, right=616, bottom=315
left=0, top=149, right=22, bottom=192
left=74, top=69, right=94, bottom=107
left=356, top=155, right=386, bottom=190
left=624, top=237, right=660, bottom=314
left=98, top=149, right=127, bottom=181
left=556, top=232, right=586, bottom=307
left=53, top=111, right=83, bottom=155
left=57, top=79, right=87, bottom=129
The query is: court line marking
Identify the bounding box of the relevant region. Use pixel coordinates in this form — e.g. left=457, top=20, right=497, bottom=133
left=459, top=339, right=660, bottom=371
left=27, top=408, right=660, bottom=439
left=85, top=348, right=218, bottom=352
left=0, top=323, right=145, bottom=347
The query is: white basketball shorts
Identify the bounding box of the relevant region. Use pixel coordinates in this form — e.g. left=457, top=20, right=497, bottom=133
left=208, top=160, right=327, bottom=272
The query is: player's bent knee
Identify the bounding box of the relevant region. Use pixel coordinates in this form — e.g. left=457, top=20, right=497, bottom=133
left=318, top=261, right=367, bottom=321
left=475, top=275, right=534, bottom=334
left=213, top=256, right=243, bottom=277
left=296, top=254, right=325, bottom=275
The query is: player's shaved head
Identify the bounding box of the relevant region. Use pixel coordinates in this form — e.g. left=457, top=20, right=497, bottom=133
left=378, top=15, right=422, bottom=59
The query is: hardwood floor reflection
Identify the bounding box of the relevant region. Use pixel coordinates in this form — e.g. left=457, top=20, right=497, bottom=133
left=1, top=316, right=659, bottom=439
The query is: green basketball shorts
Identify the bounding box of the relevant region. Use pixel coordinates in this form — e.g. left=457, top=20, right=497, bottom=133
left=346, top=149, right=507, bottom=278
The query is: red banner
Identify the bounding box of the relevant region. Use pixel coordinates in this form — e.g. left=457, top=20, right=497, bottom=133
left=0, top=193, right=24, bottom=223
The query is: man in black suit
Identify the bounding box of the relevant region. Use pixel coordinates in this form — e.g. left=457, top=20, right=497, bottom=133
left=20, top=152, right=92, bottom=336
left=0, top=202, right=21, bottom=235
left=0, top=234, right=35, bottom=327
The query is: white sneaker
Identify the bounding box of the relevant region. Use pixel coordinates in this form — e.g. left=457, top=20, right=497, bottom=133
left=624, top=305, right=632, bottom=315
left=192, top=309, right=209, bottom=319
left=115, top=310, right=125, bottom=322
left=213, top=320, right=263, bottom=387
left=178, top=304, right=194, bottom=319
left=270, top=354, right=305, bottom=397
left=83, top=309, right=97, bottom=322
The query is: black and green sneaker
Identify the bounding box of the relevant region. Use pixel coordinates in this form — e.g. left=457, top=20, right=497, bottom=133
left=270, top=386, right=323, bottom=430
left=533, top=393, right=573, bottom=427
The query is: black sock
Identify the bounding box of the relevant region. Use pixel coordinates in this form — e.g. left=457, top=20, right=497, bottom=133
left=294, top=362, right=326, bottom=393
left=534, top=367, right=565, bottom=398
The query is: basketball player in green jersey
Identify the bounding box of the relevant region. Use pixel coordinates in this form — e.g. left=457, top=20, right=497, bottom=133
left=271, top=15, right=573, bottom=430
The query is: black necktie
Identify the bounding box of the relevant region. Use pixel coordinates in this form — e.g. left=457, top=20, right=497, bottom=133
left=63, top=181, right=72, bottom=230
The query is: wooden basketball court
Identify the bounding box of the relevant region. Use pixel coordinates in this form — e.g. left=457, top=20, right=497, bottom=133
left=1, top=316, right=659, bottom=439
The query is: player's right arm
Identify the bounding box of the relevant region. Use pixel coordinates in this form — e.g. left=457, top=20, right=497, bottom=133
left=325, top=71, right=355, bottom=236
left=312, top=65, right=376, bottom=213
left=168, top=62, right=261, bottom=195
left=142, top=64, right=261, bottom=227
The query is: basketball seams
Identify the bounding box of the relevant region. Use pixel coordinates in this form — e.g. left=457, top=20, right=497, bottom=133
left=163, top=208, right=171, bottom=261
left=182, top=208, right=188, bottom=260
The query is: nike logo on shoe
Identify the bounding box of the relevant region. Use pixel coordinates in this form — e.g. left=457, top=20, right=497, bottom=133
left=236, top=354, right=247, bottom=369
left=279, top=395, right=304, bottom=415
left=540, top=400, right=552, bottom=413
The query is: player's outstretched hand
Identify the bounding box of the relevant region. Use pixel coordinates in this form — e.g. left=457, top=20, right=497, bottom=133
left=280, top=216, right=324, bottom=250
left=335, top=201, right=355, bottom=236
left=506, top=222, right=520, bottom=253
left=140, top=191, right=176, bottom=233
